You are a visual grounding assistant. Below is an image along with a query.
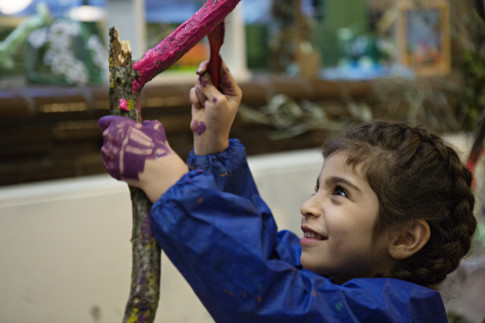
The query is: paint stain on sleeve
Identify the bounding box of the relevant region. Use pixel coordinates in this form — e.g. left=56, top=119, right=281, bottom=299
left=335, top=301, right=344, bottom=311
left=223, top=289, right=234, bottom=296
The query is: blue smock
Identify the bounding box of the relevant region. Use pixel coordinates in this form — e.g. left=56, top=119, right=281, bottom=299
left=150, top=139, right=447, bottom=322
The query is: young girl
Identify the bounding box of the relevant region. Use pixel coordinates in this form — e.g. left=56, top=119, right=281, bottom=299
left=98, top=60, right=477, bottom=322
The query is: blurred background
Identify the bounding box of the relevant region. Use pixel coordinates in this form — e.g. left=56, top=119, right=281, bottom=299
left=2, top=0, right=485, bottom=185
left=1, top=1, right=485, bottom=322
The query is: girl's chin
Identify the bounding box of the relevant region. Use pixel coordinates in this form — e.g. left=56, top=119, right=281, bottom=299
left=300, top=255, right=324, bottom=274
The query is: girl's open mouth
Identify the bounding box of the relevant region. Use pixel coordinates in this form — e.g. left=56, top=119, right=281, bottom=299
left=301, top=226, right=327, bottom=242
left=303, top=231, right=325, bottom=240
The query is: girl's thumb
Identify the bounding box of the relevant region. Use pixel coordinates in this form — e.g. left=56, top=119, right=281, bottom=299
left=198, top=71, right=214, bottom=89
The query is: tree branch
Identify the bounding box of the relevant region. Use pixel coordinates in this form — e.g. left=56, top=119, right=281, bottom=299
left=109, top=28, right=160, bottom=323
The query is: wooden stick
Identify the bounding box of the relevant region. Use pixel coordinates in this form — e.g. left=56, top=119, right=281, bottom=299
left=207, top=22, right=225, bottom=89
left=109, top=27, right=161, bottom=323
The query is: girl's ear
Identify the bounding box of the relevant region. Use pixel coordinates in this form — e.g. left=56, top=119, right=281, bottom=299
left=388, top=219, right=430, bottom=260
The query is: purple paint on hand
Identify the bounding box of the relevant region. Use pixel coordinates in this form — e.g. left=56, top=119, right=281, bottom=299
left=98, top=115, right=170, bottom=180
left=191, top=120, right=207, bottom=136
left=212, top=97, right=217, bottom=103
left=199, top=75, right=208, bottom=87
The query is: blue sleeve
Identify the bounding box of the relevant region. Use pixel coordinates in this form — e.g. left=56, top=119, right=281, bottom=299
left=151, top=171, right=447, bottom=323
left=187, top=139, right=261, bottom=202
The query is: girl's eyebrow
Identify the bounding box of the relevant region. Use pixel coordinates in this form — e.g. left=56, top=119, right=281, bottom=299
left=325, top=176, right=362, bottom=193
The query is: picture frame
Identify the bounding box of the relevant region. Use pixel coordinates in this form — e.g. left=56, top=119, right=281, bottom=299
left=396, top=0, right=450, bottom=75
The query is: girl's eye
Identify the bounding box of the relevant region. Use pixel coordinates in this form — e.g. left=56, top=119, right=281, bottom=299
left=333, top=185, right=348, bottom=198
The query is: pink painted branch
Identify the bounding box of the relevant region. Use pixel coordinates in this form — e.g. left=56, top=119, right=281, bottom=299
left=132, top=0, right=241, bottom=93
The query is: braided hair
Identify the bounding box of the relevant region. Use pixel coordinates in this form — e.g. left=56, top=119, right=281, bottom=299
left=323, top=121, right=477, bottom=287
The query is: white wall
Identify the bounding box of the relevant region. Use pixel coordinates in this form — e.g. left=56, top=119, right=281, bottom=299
left=0, top=148, right=322, bottom=323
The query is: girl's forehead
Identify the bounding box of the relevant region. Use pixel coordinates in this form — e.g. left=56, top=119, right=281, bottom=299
left=322, top=152, right=367, bottom=179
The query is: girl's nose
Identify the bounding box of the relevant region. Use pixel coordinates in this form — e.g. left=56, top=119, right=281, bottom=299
left=300, top=195, right=321, bottom=218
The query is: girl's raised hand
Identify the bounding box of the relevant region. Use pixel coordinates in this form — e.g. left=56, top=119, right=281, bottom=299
left=98, top=115, right=188, bottom=202
left=189, top=60, right=242, bottom=155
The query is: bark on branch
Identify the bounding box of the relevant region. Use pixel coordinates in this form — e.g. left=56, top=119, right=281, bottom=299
left=109, top=28, right=160, bottom=323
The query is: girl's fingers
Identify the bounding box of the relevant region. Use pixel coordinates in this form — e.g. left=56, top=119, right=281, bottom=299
left=196, top=60, right=209, bottom=75
left=196, top=59, right=235, bottom=99
left=220, top=60, right=235, bottom=85
left=190, top=87, right=203, bottom=109
left=198, top=72, right=219, bottom=104
left=219, top=60, right=242, bottom=99
left=196, top=82, right=208, bottom=108
left=194, top=59, right=240, bottom=108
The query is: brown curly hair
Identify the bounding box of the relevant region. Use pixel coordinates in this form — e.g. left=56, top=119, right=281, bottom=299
left=323, top=121, right=477, bottom=287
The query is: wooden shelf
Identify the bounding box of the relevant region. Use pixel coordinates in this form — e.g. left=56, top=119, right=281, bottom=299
left=0, top=73, right=460, bottom=186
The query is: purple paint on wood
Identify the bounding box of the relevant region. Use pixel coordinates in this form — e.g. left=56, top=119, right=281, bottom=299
left=140, top=211, right=153, bottom=237
left=139, top=274, right=147, bottom=286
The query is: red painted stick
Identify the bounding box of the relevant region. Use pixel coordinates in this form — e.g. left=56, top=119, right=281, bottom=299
left=207, top=22, right=225, bottom=90
left=467, top=116, right=485, bottom=189
left=132, top=0, right=240, bottom=93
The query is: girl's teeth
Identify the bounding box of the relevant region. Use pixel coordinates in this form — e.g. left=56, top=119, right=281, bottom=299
left=304, top=232, right=322, bottom=239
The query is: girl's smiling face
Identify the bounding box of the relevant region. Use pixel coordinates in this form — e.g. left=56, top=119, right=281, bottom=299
left=300, top=151, right=391, bottom=283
